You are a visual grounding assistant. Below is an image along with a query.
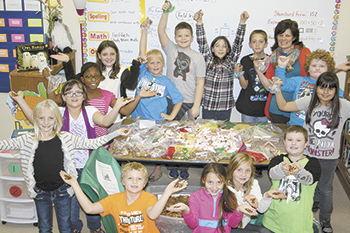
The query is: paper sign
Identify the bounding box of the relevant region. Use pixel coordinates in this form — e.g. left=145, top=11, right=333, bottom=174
left=28, top=18, right=42, bottom=27
left=0, top=49, right=8, bottom=57
left=9, top=18, right=23, bottom=27
left=24, top=0, right=41, bottom=11
left=5, top=0, right=22, bottom=11
left=30, top=34, right=43, bottom=42
left=11, top=34, right=25, bottom=42
left=0, top=0, right=4, bottom=10
left=13, top=49, right=16, bottom=57
left=0, top=34, right=7, bottom=42
left=0, top=64, right=10, bottom=72
left=0, top=19, right=4, bottom=27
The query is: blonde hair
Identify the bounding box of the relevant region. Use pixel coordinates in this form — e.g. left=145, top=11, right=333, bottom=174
left=226, top=152, right=255, bottom=195
left=121, top=162, right=148, bottom=182
left=32, top=99, right=63, bottom=140
left=146, top=49, right=164, bottom=64
left=304, top=49, right=335, bottom=76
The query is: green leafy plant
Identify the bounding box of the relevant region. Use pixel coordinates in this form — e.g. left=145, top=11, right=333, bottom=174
left=37, top=0, right=63, bottom=38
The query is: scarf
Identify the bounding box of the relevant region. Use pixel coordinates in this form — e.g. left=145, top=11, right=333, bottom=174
left=270, top=45, right=301, bottom=72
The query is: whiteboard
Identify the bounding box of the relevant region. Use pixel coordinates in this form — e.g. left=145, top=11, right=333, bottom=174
left=83, top=0, right=341, bottom=96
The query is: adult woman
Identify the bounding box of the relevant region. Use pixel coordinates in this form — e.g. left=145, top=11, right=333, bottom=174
left=257, top=19, right=311, bottom=124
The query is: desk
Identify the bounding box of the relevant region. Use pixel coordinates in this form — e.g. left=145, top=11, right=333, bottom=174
left=9, top=50, right=76, bottom=92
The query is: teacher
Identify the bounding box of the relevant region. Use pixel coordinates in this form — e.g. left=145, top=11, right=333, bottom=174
left=262, top=19, right=311, bottom=124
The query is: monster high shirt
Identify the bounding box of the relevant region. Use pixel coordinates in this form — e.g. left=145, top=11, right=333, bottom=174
left=163, top=40, right=206, bottom=104
left=296, top=97, right=350, bottom=160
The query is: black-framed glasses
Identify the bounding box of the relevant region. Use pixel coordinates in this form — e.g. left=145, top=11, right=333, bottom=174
left=64, top=92, right=84, bottom=97
left=83, top=75, right=103, bottom=80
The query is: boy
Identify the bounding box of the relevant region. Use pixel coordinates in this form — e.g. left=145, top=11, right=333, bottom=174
left=158, top=1, right=206, bottom=120
left=60, top=162, right=187, bottom=233
left=262, top=125, right=321, bottom=233
left=235, top=29, right=269, bottom=123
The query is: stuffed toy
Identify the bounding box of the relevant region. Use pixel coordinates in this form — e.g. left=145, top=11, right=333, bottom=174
left=22, top=52, right=31, bottom=69
left=51, top=12, right=74, bottom=52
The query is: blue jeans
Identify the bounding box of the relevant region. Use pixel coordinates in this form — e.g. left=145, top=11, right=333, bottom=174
left=241, top=114, right=268, bottom=123
left=34, top=184, right=71, bottom=233
left=71, top=169, right=101, bottom=231
left=313, top=158, right=338, bottom=222
left=202, top=108, right=232, bottom=121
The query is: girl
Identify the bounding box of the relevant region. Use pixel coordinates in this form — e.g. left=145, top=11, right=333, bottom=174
left=273, top=72, right=350, bottom=233
left=0, top=99, right=130, bottom=233
left=226, top=152, right=285, bottom=232
left=167, top=163, right=257, bottom=232
left=10, top=80, right=132, bottom=233
left=193, top=10, right=249, bottom=120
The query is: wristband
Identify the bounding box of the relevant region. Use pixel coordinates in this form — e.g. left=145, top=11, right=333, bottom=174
left=234, top=71, right=244, bottom=79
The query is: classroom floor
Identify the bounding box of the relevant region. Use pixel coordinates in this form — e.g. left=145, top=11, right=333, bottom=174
left=1, top=165, right=349, bottom=233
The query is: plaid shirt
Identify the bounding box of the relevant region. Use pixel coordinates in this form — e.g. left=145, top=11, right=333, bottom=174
left=197, top=23, right=246, bottom=111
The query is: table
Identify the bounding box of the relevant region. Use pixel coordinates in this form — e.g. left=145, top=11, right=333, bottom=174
left=112, top=123, right=287, bottom=168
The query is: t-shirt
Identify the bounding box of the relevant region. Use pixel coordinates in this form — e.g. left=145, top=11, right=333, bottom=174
left=236, top=54, right=268, bottom=117
left=131, top=64, right=183, bottom=121
left=59, top=106, right=98, bottom=168
left=87, top=89, right=116, bottom=137
left=163, top=40, right=206, bottom=103
left=296, top=97, right=350, bottom=160
left=99, top=191, right=159, bottom=233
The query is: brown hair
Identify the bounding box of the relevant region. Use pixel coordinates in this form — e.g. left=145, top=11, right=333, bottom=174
left=249, top=29, right=268, bottom=43
left=284, top=125, right=308, bottom=142
left=271, top=19, right=304, bottom=51
left=304, top=49, right=335, bottom=76
left=174, top=22, right=193, bottom=36
left=96, top=40, right=120, bottom=79
left=61, top=79, right=88, bottom=107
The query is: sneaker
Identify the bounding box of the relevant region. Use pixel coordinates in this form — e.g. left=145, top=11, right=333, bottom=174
left=312, top=201, right=320, bottom=212
left=313, top=218, right=320, bottom=233
left=320, top=220, right=333, bottom=233
left=179, top=169, right=190, bottom=179
left=168, top=168, right=179, bottom=179
left=91, top=228, right=105, bottom=233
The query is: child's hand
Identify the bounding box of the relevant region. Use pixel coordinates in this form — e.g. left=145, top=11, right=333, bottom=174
left=278, top=56, right=290, bottom=68
left=335, top=61, right=350, bottom=72
left=266, top=190, right=287, bottom=199
left=115, top=97, right=134, bottom=108
left=243, top=195, right=259, bottom=209
left=165, top=178, right=188, bottom=195
left=59, top=170, right=78, bottom=186
left=234, top=63, right=243, bottom=73
left=161, top=113, right=174, bottom=121
left=167, top=203, right=190, bottom=214
left=117, top=127, right=132, bottom=136
left=237, top=204, right=258, bottom=216
left=141, top=17, right=153, bottom=32
left=289, top=162, right=302, bottom=175
left=42, top=67, right=51, bottom=80
left=138, top=88, right=157, bottom=98
left=240, top=11, right=250, bottom=24
left=162, top=1, right=172, bottom=11
left=9, top=91, right=24, bottom=102
left=193, top=10, right=204, bottom=24
left=190, top=106, right=200, bottom=118
left=281, top=161, right=291, bottom=175
left=50, top=52, right=70, bottom=63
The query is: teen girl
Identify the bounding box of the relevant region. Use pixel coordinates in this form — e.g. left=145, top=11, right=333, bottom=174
left=274, top=71, right=350, bottom=232
left=0, top=99, right=130, bottom=233
left=226, top=152, right=285, bottom=232
left=167, top=163, right=257, bottom=232
left=193, top=10, right=249, bottom=120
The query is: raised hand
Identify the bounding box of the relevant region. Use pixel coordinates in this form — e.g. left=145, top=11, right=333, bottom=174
left=50, top=52, right=70, bottom=63
left=193, top=10, right=204, bottom=24
left=240, top=11, right=250, bottom=24
left=9, top=91, right=24, bottom=102
left=278, top=56, right=290, bottom=68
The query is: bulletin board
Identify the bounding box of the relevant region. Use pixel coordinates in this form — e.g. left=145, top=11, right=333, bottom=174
left=83, top=0, right=341, bottom=66
left=0, top=0, right=43, bottom=93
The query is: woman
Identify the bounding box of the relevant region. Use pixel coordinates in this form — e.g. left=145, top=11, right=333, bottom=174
left=257, top=19, right=311, bottom=124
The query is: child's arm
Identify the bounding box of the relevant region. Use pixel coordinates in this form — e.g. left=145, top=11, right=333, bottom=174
left=50, top=53, right=76, bottom=81
left=335, top=61, right=350, bottom=73
left=161, top=100, right=183, bottom=121
left=268, top=156, right=289, bottom=180
left=235, top=63, right=248, bottom=89
left=139, top=18, right=152, bottom=58
left=59, top=171, right=104, bottom=214
left=194, top=10, right=210, bottom=59
left=158, top=2, right=172, bottom=48
left=291, top=158, right=321, bottom=185
left=147, top=178, right=188, bottom=220
left=9, top=91, right=34, bottom=124
left=191, top=77, right=205, bottom=117
left=229, top=11, right=249, bottom=64
left=275, top=90, right=299, bottom=112
left=119, top=88, right=157, bottom=116
left=166, top=202, right=190, bottom=214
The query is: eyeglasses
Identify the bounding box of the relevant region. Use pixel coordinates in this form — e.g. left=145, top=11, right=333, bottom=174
left=64, top=92, right=84, bottom=97
left=83, top=75, right=103, bottom=80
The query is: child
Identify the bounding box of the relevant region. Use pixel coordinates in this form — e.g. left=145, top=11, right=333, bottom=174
left=131, top=18, right=183, bottom=121
left=194, top=10, right=249, bottom=121
left=226, top=152, right=285, bottom=232
left=256, top=49, right=345, bottom=126
left=167, top=163, right=258, bottom=232
left=263, top=125, right=321, bottom=233
left=158, top=1, right=206, bottom=179
left=0, top=99, right=130, bottom=233
left=59, top=162, right=188, bottom=232
left=272, top=72, right=349, bottom=232
left=235, top=30, right=269, bottom=123
left=158, top=1, right=206, bottom=120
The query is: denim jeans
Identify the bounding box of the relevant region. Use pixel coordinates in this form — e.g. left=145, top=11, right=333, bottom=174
left=34, top=183, right=71, bottom=233
left=202, top=108, right=232, bottom=121
left=241, top=114, right=268, bottom=123
left=71, top=168, right=101, bottom=231
left=313, top=158, right=338, bottom=222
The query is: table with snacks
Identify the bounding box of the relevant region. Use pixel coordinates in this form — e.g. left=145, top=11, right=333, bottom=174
left=109, top=118, right=288, bottom=168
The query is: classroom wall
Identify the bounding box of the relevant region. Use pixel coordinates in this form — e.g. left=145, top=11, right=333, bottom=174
left=0, top=0, right=349, bottom=140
